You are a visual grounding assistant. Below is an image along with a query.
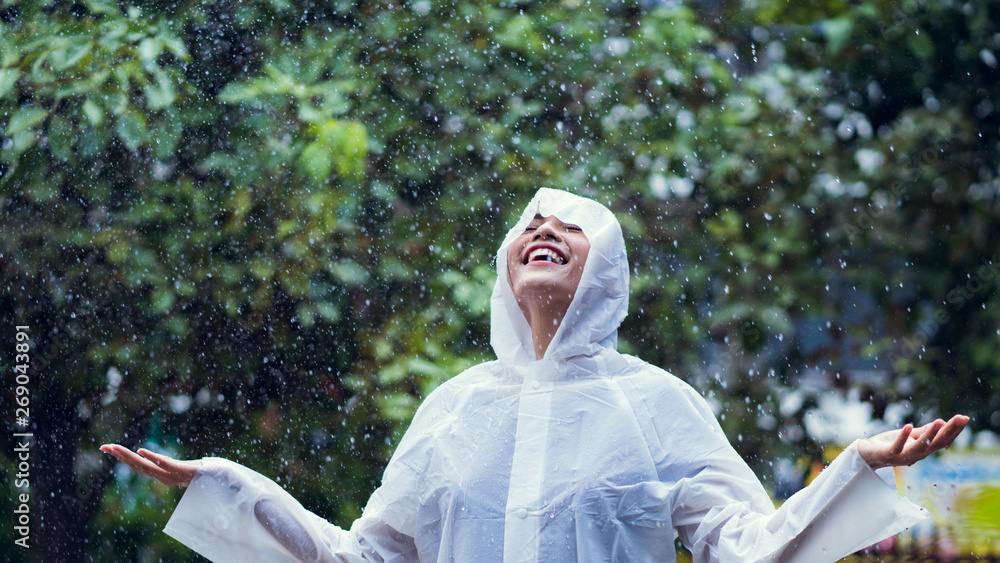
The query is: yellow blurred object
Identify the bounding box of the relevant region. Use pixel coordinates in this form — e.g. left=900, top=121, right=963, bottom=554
left=895, top=449, right=1000, bottom=556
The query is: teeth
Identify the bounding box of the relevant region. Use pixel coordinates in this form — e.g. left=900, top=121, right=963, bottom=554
left=528, top=248, right=565, bottom=265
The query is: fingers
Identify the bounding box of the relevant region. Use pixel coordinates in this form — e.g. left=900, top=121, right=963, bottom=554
left=102, top=445, right=146, bottom=473
left=890, top=423, right=913, bottom=454
left=137, top=447, right=175, bottom=468
left=897, top=414, right=970, bottom=465
left=925, top=415, right=970, bottom=452
left=100, top=443, right=187, bottom=486
left=855, top=415, right=970, bottom=469
left=917, top=419, right=944, bottom=447
left=908, top=419, right=941, bottom=442
left=135, top=448, right=191, bottom=481
left=101, top=444, right=152, bottom=470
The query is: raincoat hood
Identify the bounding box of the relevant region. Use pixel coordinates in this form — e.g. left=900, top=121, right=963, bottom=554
left=490, top=188, right=630, bottom=365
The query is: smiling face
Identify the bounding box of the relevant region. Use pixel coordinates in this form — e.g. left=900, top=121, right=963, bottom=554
left=506, top=213, right=591, bottom=314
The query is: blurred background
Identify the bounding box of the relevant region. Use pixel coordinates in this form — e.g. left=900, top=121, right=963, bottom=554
left=2, top=0, right=998, bottom=560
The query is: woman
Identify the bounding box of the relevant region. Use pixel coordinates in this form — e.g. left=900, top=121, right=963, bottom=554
left=103, top=188, right=968, bottom=562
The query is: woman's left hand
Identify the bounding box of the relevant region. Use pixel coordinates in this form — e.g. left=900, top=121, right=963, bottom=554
left=857, top=414, right=970, bottom=470
left=101, top=444, right=201, bottom=487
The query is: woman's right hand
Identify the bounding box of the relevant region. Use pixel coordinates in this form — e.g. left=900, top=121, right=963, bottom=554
left=856, top=414, right=969, bottom=469
left=101, top=444, right=201, bottom=487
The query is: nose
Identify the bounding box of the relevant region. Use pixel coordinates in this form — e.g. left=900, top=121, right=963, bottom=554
left=532, top=217, right=562, bottom=240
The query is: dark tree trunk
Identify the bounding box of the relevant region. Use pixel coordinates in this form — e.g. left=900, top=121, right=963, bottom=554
left=32, top=380, right=139, bottom=562
left=33, top=388, right=89, bottom=562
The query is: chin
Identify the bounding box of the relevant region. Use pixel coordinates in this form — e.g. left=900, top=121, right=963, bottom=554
left=513, top=281, right=575, bottom=306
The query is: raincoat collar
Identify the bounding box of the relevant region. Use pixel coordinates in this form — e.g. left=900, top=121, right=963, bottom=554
left=490, top=189, right=630, bottom=373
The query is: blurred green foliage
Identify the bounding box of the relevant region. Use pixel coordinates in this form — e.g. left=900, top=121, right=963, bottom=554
left=1, top=0, right=998, bottom=560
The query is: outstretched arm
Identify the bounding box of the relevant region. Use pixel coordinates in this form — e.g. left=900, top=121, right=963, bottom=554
left=100, top=444, right=200, bottom=487
left=856, top=414, right=969, bottom=470
left=101, top=444, right=417, bottom=562
left=102, top=445, right=362, bottom=562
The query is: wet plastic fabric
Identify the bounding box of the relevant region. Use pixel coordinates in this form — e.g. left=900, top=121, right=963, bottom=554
left=164, top=189, right=927, bottom=562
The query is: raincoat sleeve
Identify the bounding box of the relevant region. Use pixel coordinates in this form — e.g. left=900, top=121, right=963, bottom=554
left=162, top=381, right=457, bottom=563
left=163, top=455, right=428, bottom=563
left=649, top=379, right=927, bottom=562
left=163, top=457, right=368, bottom=563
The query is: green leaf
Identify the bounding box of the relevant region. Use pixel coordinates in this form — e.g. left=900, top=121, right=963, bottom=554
left=144, top=67, right=176, bottom=110
left=281, top=269, right=310, bottom=298
left=152, top=115, right=182, bottom=160
left=378, top=364, right=407, bottom=385
left=299, top=140, right=334, bottom=182
left=10, top=130, right=38, bottom=154
left=497, top=14, right=545, bottom=57
left=218, top=81, right=261, bottom=103
left=295, top=302, right=316, bottom=327
left=316, top=302, right=340, bottom=322
left=725, top=95, right=760, bottom=125
left=378, top=392, right=419, bottom=422
left=906, top=29, right=935, bottom=59
left=277, top=220, right=299, bottom=238
left=249, top=258, right=275, bottom=281
left=150, top=288, right=175, bottom=313
left=7, top=107, right=48, bottom=136
left=0, top=68, right=19, bottom=98
left=407, top=357, right=445, bottom=379
left=332, top=120, right=368, bottom=179
left=821, top=14, right=854, bottom=55
left=82, top=0, right=117, bottom=14
left=160, top=34, right=190, bottom=60
left=54, top=37, right=93, bottom=71
left=300, top=119, right=369, bottom=181
left=330, top=260, right=369, bottom=286
left=77, top=125, right=108, bottom=157
left=138, top=37, right=161, bottom=65
left=25, top=178, right=59, bottom=203
left=83, top=99, right=105, bottom=125
left=821, top=16, right=854, bottom=55
left=115, top=110, right=148, bottom=151
left=48, top=114, right=75, bottom=161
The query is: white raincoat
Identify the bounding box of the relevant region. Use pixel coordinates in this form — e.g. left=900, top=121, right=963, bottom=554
left=164, top=189, right=927, bottom=562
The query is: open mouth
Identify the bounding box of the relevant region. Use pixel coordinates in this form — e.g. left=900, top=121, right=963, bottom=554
left=524, top=247, right=566, bottom=265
